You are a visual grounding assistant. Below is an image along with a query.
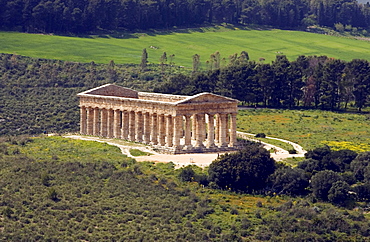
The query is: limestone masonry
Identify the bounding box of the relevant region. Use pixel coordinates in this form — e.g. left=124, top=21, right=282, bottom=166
left=78, top=84, right=238, bottom=154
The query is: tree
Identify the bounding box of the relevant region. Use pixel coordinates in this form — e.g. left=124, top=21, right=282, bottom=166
left=140, top=48, right=148, bottom=71
left=351, top=152, right=370, bottom=181
left=311, top=170, right=342, bottom=201
left=208, top=145, right=276, bottom=192
left=160, top=52, right=167, bottom=74
left=328, top=180, right=353, bottom=207
left=238, top=51, right=249, bottom=64
left=269, top=166, right=309, bottom=196
left=192, top=54, right=201, bottom=74
left=346, top=59, right=370, bottom=111
left=178, top=166, right=196, bottom=182
left=320, top=59, right=345, bottom=110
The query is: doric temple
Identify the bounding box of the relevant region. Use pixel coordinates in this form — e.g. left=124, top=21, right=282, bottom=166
left=78, top=84, right=239, bottom=154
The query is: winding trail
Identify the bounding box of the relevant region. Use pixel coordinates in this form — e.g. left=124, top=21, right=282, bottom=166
left=64, top=132, right=307, bottom=168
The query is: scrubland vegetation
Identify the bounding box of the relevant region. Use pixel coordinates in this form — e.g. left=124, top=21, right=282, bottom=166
left=1, top=0, right=370, bottom=239
left=1, top=136, right=370, bottom=241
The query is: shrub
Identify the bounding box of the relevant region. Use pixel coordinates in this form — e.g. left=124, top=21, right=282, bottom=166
left=288, top=149, right=297, bottom=154
left=209, top=146, right=276, bottom=192
left=255, top=133, right=266, bottom=138
left=178, top=166, right=195, bottom=182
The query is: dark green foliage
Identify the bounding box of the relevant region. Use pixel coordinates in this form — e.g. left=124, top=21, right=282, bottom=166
left=255, top=133, right=266, bottom=138
left=269, top=166, right=309, bottom=196
left=351, top=152, right=370, bottom=181
left=0, top=54, right=183, bottom=136
left=299, top=146, right=358, bottom=174
left=288, top=149, right=297, bottom=154
left=178, top=166, right=196, bottom=182
left=1, top=0, right=370, bottom=34
left=311, top=170, right=342, bottom=201
left=208, top=145, right=276, bottom=192
left=0, top=141, right=221, bottom=241
left=156, top=56, right=370, bottom=110
left=328, top=181, right=354, bottom=207
left=1, top=137, right=370, bottom=240
left=47, top=188, right=59, bottom=201
left=355, top=183, right=370, bottom=201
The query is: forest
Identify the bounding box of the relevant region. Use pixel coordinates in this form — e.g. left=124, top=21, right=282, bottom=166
left=157, top=54, right=370, bottom=111
left=1, top=0, right=370, bottom=34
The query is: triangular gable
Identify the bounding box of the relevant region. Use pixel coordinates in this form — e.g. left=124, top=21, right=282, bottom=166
left=176, top=93, right=238, bottom=104
left=78, top=84, right=138, bottom=98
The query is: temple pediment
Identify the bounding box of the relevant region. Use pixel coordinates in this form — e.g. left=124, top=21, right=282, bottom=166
left=78, top=84, right=139, bottom=98
left=177, top=93, right=238, bottom=104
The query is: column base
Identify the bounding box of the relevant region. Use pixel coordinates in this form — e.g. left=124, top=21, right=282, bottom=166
left=207, top=143, right=217, bottom=149
left=219, top=143, right=228, bottom=148
left=183, top=145, right=193, bottom=150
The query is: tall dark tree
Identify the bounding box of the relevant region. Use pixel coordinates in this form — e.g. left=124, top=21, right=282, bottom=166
left=346, top=59, right=370, bottom=111
left=140, top=48, right=148, bottom=71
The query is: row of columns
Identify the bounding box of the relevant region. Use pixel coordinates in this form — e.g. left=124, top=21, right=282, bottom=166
left=80, top=106, right=237, bottom=150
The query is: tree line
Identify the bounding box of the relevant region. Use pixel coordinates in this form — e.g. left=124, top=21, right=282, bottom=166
left=155, top=54, right=370, bottom=111
left=1, top=0, right=370, bottom=34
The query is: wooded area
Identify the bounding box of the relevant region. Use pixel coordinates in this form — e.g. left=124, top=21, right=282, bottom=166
left=1, top=53, right=369, bottom=136
left=156, top=55, right=370, bottom=111
left=0, top=0, right=370, bottom=34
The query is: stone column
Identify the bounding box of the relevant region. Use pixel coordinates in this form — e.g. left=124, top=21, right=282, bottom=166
left=195, top=113, right=205, bottom=148
left=93, top=107, right=100, bottom=136
left=135, top=112, right=143, bottom=142
left=129, top=111, right=136, bottom=141
left=158, top=114, right=166, bottom=146
left=86, top=107, right=94, bottom=135
left=192, top=114, right=197, bottom=140
left=121, top=111, right=129, bottom=140
left=229, top=113, right=237, bottom=147
left=219, top=113, right=228, bottom=147
left=100, top=108, right=108, bottom=137
left=207, top=114, right=216, bottom=148
left=184, top=114, right=192, bottom=149
left=80, top=106, right=87, bottom=135
left=215, top=114, right=220, bottom=144
left=173, top=115, right=182, bottom=149
left=143, top=112, right=150, bottom=144
left=150, top=113, right=158, bottom=145
left=113, top=109, right=121, bottom=138
left=107, top=109, right=114, bottom=138
left=165, top=115, right=173, bottom=147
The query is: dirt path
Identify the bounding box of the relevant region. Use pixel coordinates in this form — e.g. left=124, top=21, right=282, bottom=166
left=237, top=131, right=306, bottom=161
left=64, top=133, right=307, bottom=168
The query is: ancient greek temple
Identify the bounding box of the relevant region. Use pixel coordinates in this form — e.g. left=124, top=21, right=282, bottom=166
left=78, top=84, right=238, bottom=154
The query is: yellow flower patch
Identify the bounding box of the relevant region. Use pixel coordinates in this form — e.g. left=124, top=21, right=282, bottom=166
left=321, top=141, right=370, bottom=153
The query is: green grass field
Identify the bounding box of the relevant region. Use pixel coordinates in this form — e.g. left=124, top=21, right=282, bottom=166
left=1, top=27, right=370, bottom=68
left=237, top=109, right=370, bottom=152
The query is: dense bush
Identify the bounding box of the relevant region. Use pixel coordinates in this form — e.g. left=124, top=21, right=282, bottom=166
left=208, top=144, right=276, bottom=192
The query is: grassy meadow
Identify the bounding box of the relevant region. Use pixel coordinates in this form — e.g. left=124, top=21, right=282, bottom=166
left=237, top=109, right=370, bottom=152
left=1, top=26, right=370, bottom=68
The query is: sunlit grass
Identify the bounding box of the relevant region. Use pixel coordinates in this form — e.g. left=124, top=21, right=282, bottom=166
left=237, top=109, right=370, bottom=151
left=18, top=136, right=129, bottom=166
left=1, top=26, right=369, bottom=68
